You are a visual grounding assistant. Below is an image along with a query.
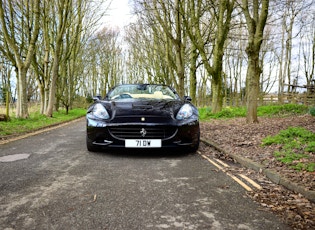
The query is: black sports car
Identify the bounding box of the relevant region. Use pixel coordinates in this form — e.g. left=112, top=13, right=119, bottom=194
left=86, top=84, right=200, bottom=152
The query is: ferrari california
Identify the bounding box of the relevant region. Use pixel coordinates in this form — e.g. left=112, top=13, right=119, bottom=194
left=86, top=84, right=200, bottom=152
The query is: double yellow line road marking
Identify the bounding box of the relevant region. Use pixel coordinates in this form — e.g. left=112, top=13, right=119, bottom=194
left=198, top=152, right=262, bottom=192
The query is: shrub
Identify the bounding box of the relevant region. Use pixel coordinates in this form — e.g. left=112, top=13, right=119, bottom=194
left=198, top=107, right=212, bottom=120
left=310, top=107, right=315, bottom=116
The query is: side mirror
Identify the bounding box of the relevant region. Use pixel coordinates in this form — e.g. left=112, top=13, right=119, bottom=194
left=183, top=96, right=192, bottom=101
left=93, top=96, right=102, bottom=101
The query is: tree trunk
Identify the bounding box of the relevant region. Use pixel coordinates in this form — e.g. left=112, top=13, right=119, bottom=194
left=189, top=44, right=198, bottom=104
left=45, top=40, right=61, bottom=117
left=211, top=78, right=223, bottom=113
left=242, top=0, right=269, bottom=123
left=16, top=66, right=29, bottom=118
left=175, top=43, right=185, bottom=97
left=246, top=51, right=260, bottom=123
left=174, top=0, right=185, bottom=97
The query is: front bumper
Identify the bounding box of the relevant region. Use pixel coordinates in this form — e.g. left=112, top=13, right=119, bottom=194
left=86, top=117, right=200, bottom=149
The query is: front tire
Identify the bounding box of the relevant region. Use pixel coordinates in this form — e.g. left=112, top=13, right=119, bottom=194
left=189, top=130, right=200, bottom=153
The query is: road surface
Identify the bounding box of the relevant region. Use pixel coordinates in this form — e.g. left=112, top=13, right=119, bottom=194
left=0, top=119, right=289, bottom=229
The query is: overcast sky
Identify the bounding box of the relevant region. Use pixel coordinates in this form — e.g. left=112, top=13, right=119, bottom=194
left=106, top=0, right=132, bottom=29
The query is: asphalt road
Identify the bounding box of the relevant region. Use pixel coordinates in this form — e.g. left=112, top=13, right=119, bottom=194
left=0, top=119, right=290, bottom=230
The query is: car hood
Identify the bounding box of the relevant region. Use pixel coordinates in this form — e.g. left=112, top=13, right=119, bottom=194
left=101, top=99, right=184, bottom=122
left=113, top=99, right=182, bottom=115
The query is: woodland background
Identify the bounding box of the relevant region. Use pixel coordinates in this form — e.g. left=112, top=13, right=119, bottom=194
left=0, top=0, right=314, bottom=122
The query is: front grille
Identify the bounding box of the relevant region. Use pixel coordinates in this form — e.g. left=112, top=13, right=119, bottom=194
left=108, top=126, right=177, bottom=140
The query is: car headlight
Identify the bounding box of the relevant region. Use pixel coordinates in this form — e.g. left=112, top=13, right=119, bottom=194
left=176, top=104, right=193, bottom=120
left=91, top=103, right=110, bottom=119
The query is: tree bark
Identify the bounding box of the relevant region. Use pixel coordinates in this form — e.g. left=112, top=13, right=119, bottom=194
left=245, top=50, right=261, bottom=123
left=189, top=43, right=198, bottom=104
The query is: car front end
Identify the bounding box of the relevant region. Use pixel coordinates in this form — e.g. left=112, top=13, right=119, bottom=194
left=86, top=84, right=200, bottom=152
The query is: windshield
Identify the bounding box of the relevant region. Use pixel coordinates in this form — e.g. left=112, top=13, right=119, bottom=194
left=107, top=84, right=179, bottom=100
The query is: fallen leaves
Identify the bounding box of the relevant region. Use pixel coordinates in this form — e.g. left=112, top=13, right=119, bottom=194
left=200, top=114, right=315, bottom=229
left=201, top=115, right=315, bottom=190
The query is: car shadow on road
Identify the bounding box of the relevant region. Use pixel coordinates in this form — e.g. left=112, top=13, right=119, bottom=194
left=88, top=148, right=196, bottom=159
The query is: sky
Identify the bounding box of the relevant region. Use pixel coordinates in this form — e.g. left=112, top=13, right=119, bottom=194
left=105, top=0, right=132, bottom=29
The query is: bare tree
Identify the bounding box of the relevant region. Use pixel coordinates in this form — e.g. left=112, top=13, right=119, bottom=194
left=127, top=1, right=181, bottom=88
left=138, top=0, right=187, bottom=96
left=183, top=0, right=235, bottom=113
left=44, top=0, right=71, bottom=117
left=30, top=0, right=52, bottom=114
left=302, top=20, right=315, bottom=86
left=240, top=0, right=269, bottom=123
left=81, top=25, right=123, bottom=98
left=272, top=0, right=314, bottom=101
left=0, top=0, right=40, bottom=118
left=57, top=0, right=86, bottom=114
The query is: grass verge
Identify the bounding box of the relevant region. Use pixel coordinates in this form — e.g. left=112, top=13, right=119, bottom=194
left=262, top=127, right=315, bottom=172
left=199, top=104, right=309, bottom=120
left=0, top=108, right=86, bottom=136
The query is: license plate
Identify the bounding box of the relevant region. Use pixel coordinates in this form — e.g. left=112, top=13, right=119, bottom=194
left=125, top=139, right=161, bottom=148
